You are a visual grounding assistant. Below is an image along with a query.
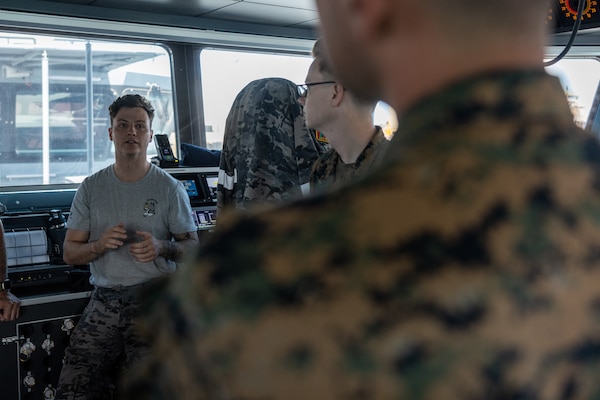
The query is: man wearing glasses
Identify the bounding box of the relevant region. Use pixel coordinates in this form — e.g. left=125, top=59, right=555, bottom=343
left=298, top=38, right=390, bottom=194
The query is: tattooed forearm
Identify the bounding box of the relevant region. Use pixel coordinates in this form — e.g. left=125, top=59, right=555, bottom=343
left=161, top=231, right=199, bottom=262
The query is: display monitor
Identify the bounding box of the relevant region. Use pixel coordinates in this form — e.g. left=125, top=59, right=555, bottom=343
left=203, top=174, right=218, bottom=201
left=181, top=178, right=200, bottom=198
left=166, top=167, right=219, bottom=207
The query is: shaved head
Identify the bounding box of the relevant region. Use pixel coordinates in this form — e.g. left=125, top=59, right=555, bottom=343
left=316, top=0, right=550, bottom=112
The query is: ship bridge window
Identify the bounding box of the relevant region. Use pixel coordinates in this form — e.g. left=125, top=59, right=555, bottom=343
left=546, top=58, right=600, bottom=135
left=199, top=48, right=397, bottom=150
left=0, top=32, right=173, bottom=188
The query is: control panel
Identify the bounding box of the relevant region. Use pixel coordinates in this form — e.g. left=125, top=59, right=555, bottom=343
left=15, top=315, right=80, bottom=400
left=0, top=293, right=91, bottom=400
left=192, top=208, right=217, bottom=231
left=165, top=166, right=218, bottom=231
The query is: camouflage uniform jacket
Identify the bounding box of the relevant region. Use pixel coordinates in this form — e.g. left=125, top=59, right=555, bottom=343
left=217, top=78, right=328, bottom=216
left=310, top=126, right=390, bottom=194
left=123, top=70, right=600, bottom=400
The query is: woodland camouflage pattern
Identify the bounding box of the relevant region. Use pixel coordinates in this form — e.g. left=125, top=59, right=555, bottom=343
left=57, top=286, right=147, bottom=400
left=310, top=126, right=390, bottom=194
left=122, top=70, right=600, bottom=399
left=217, top=77, right=328, bottom=214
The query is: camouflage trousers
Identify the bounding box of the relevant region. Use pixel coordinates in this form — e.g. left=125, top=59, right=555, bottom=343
left=55, top=283, right=151, bottom=400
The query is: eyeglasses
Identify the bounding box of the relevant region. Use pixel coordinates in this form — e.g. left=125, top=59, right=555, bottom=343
left=296, top=81, right=337, bottom=98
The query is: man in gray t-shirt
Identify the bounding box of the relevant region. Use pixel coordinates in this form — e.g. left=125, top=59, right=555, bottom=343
left=55, top=94, right=199, bottom=400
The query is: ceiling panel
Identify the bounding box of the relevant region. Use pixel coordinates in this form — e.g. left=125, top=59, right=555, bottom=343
left=245, top=0, right=316, bottom=10
left=43, top=0, right=317, bottom=22
left=8, top=0, right=320, bottom=38
left=39, top=0, right=95, bottom=4
left=90, top=0, right=241, bottom=16
left=205, top=2, right=318, bottom=27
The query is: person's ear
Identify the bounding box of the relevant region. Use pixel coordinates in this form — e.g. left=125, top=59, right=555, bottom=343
left=108, top=127, right=113, bottom=141
left=331, top=83, right=345, bottom=106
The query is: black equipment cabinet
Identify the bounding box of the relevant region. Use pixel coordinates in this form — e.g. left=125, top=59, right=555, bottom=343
left=0, top=292, right=91, bottom=400
left=0, top=189, right=92, bottom=400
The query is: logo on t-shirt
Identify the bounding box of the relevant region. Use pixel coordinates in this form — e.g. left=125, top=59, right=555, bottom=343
left=143, top=199, right=158, bottom=217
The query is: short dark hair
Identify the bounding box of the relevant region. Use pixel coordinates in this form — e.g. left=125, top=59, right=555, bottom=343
left=108, top=94, right=155, bottom=126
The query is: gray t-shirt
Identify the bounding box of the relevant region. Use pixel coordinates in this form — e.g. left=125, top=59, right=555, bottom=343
left=67, top=164, right=196, bottom=288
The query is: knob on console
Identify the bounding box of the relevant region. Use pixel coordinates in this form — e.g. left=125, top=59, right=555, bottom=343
left=43, top=385, right=57, bottom=400
left=19, top=340, right=36, bottom=363
left=61, top=318, right=75, bottom=332
left=23, top=372, right=36, bottom=388
left=42, top=336, right=55, bottom=353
